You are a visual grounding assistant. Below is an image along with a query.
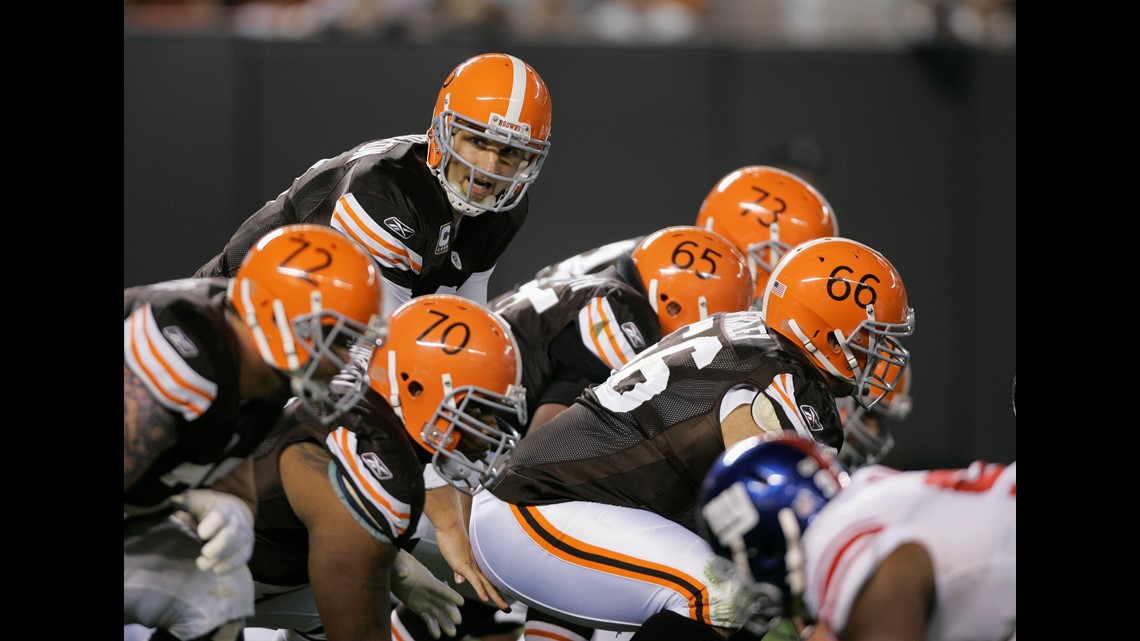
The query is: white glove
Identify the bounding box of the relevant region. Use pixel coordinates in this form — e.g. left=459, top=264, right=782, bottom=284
left=169, top=488, right=255, bottom=575
left=703, top=554, right=781, bottom=632
left=391, top=548, right=464, bottom=639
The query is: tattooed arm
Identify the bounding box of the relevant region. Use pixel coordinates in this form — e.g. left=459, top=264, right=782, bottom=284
left=281, top=441, right=397, bottom=641
left=124, top=365, right=178, bottom=492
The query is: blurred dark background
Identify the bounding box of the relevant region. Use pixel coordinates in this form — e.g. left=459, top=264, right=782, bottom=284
left=124, top=24, right=1014, bottom=471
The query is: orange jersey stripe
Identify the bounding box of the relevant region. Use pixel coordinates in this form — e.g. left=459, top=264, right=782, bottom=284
left=594, top=299, right=632, bottom=366
left=333, top=428, right=411, bottom=533
left=129, top=309, right=212, bottom=417
left=770, top=373, right=796, bottom=411
left=585, top=300, right=618, bottom=370
left=334, top=197, right=423, bottom=272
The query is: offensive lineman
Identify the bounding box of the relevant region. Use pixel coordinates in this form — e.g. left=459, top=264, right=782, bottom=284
left=244, top=295, right=523, bottom=641
left=125, top=225, right=383, bottom=641
left=467, top=237, right=915, bottom=640
left=394, top=225, right=754, bottom=641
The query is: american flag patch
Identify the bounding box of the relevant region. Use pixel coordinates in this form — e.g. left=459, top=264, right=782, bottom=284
left=771, top=280, right=787, bottom=297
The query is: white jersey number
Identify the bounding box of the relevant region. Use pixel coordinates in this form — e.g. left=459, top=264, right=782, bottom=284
left=594, top=323, right=722, bottom=413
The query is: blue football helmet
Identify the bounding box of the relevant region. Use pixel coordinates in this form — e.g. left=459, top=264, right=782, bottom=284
left=698, top=433, right=849, bottom=630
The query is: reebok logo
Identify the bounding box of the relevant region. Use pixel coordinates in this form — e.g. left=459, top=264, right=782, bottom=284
left=361, top=452, right=393, bottom=481
left=799, top=404, right=824, bottom=432
left=383, top=217, right=414, bottom=239
left=162, top=326, right=199, bottom=358
left=621, top=322, right=645, bottom=348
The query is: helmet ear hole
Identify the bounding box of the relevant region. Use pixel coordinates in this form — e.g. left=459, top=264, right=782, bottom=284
left=826, top=332, right=842, bottom=352
left=665, top=301, right=682, bottom=317
left=407, top=381, right=423, bottom=397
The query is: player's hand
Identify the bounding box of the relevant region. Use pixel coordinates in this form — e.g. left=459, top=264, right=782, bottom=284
left=391, top=549, right=464, bottom=639
left=434, top=519, right=512, bottom=612
left=170, top=488, right=254, bottom=575
left=703, top=555, right=782, bottom=632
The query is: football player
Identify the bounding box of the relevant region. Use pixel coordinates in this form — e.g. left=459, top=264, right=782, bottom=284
left=534, top=165, right=836, bottom=311
left=245, top=294, right=524, bottom=641
left=695, top=165, right=837, bottom=306
left=125, top=224, right=383, bottom=641
left=396, top=225, right=755, bottom=641
left=196, top=53, right=553, bottom=318
left=836, top=360, right=913, bottom=471
left=468, top=237, right=914, bottom=640
left=697, top=433, right=1015, bottom=641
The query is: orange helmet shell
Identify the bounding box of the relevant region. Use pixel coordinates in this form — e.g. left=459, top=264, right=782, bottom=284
left=696, top=166, right=837, bottom=299
left=426, top=53, right=553, bottom=214
left=630, top=226, right=754, bottom=336
left=760, top=237, right=913, bottom=408
left=368, top=294, right=523, bottom=455
left=229, top=224, right=382, bottom=373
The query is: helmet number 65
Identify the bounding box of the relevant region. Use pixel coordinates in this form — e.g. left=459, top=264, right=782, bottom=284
left=672, top=241, right=721, bottom=280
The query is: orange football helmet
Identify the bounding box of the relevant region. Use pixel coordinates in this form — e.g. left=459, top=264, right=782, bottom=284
left=629, top=226, right=754, bottom=336
left=837, top=360, right=913, bottom=469
left=229, top=224, right=383, bottom=424
left=695, top=166, right=837, bottom=301
left=426, top=53, right=553, bottom=216
left=368, top=294, right=526, bottom=494
left=759, top=237, right=914, bottom=411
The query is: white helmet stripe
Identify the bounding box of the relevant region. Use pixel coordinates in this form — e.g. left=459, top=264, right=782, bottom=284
left=505, top=55, right=527, bottom=122
left=239, top=277, right=276, bottom=368
left=273, top=298, right=300, bottom=371
left=387, top=349, right=403, bottom=420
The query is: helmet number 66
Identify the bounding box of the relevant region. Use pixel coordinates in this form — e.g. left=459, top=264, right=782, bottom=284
left=827, top=265, right=879, bottom=308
